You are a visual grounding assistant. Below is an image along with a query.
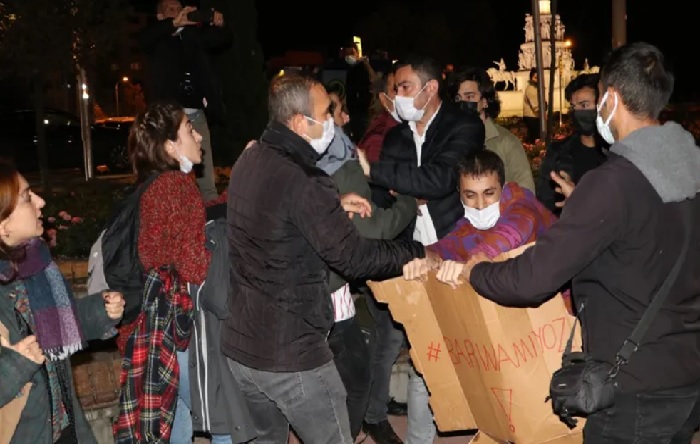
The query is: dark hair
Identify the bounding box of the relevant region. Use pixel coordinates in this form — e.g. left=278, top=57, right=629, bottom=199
left=457, top=150, right=505, bottom=187
left=128, top=101, right=183, bottom=180
left=448, top=67, right=501, bottom=119
left=0, top=159, right=25, bottom=281
left=394, top=55, right=443, bottom=92
left=565, top=73, right=600, bottom=103
left=268, top=72, right=319, bottom=124
left=599, top=42, right=673, bottom=119
left=529, top=67, right=538, bottom=80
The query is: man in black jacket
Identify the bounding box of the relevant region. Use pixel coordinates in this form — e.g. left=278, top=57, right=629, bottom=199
left=444, top=43, right=700, bottom=443
left=536, top=73, right=608, bottom=215
left=357, top=55, right=484, bottom=444
left=223, top=73, right=428, bottom=444
left=140, top=0, right=231, bottom=200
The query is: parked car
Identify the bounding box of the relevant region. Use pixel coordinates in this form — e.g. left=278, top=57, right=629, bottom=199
left=0, top=109, right=133, bottom=174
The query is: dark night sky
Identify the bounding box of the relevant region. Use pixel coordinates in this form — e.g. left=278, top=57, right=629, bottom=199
left=133, top=0, right=699, bottom=101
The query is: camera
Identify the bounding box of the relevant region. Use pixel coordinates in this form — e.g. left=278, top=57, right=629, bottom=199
left=187, top=8, right=215, bottom=24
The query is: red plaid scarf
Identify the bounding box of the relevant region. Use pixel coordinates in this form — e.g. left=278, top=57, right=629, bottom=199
left=114, top=266, right=193, bottom=443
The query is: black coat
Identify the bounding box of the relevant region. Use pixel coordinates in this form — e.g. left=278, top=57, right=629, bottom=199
left=370, top=102, right=485, bottom=240
left=222, top=121, right=424, bottom=372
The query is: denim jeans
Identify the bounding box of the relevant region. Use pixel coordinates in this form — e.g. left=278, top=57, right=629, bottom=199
left=172, top=350, right=193, bottom=444
left=186, top=109, right=218, bottom=201
left=364, top=291, right=405, bottom=424
left=227, top=358, right=352, bottom=444
left=584, top=381, right=700, bottom=443
left=328, top=316, right=372, bottom=439
left=406, top=365, right=436, bottom=444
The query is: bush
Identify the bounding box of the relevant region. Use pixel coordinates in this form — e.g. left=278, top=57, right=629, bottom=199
left=42, top=181, right=133, bottom=259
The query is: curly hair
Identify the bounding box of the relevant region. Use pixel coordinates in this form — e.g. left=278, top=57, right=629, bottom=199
left=128, top=101, right=184, bottom=180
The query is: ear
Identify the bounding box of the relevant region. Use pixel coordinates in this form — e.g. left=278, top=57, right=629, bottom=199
left=289, top=114, right=307, bottom=137
left=428, top=79, right=440, bottom=95
left=157, top=13, right=165, bottom=20
left=164, top=140, right=177, bottom=158
left=0, top=219, right=10, bottom=241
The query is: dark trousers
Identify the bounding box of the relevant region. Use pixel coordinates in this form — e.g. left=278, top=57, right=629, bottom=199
left=523, top=116, right=540, bottom=144
left=329, top=316, right=372, bottom=439
left=584, top=381, right=700, bottom=443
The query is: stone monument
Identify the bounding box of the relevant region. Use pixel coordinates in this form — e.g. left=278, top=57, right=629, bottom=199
left=488, top=0, right=600, bottom=117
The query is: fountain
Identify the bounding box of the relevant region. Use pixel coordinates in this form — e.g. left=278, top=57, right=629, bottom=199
left=490, top=0, right=600, bottom=117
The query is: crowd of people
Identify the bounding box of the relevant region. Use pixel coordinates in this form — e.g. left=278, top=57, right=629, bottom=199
left=2, top=1, right=700, bottom=444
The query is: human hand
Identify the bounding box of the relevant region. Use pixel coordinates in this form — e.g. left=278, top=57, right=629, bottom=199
left=551, top=170, right=575, bottom=208
left=0, top=335, right=45, bottom=365
left=340, top=192, right=372, bottom=219
left=435, top=260, right=466, bottom=289
left=462, top=252, right=491, bottom=283
left=173, top=6, right=198, bottom=27
left=103, top=291, right=125, bottom=320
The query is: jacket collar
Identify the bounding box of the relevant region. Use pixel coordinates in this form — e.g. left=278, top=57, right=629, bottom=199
left=260, top=121, right=319, bottom=167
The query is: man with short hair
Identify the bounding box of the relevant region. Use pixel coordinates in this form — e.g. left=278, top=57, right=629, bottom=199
left=446, top=42, right=700, bottom=443
left=536, top=73, right=608, bottom=215
left=401, top=149, right=555, bottom=443
left=450, top=67, right=535, bottom=192
left=140, top=0, right=230, bottom=200
left=223, top=73, right=428, bottom=444
left=357, top=55, right=484, bottom=444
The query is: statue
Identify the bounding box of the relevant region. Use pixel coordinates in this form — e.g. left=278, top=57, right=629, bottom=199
left=541, top=17, right=551, bottom=40
left=554, top=14, right=565, bottom=40
left=518, top=50, right=527, bottom=71
left=524, top=14, right=534, bottom=42
left=493, top=58, right=506, bottom=72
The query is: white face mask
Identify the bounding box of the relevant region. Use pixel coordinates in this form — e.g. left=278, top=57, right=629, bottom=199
left=381, top=94, right=401, bottom=123
left=178, top=153, right=193, bottom=174
left=596, top=91, right=618, bottom=145
left=394, top=83, right=430, bottom=121
left=463, top=200, right=500, bottom=230
left=345, top=56, right=357, bottom=65
left=304, top=116, right=336, bottom=155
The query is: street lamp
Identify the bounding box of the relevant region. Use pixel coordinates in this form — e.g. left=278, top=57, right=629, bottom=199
left=114, top=76, right=129, bottom=116
left=559, top=39, right=572, bottom=127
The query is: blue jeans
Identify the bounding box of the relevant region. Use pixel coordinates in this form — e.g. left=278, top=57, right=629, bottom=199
left=172, top=351, right=193, bottom=444
left=228, top=358, right=352, bottom=444
left=406, top=365, right=436, bottom=444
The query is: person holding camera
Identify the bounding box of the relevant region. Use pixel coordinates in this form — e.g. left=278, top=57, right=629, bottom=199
left=140, top=0, right=231, bottom=201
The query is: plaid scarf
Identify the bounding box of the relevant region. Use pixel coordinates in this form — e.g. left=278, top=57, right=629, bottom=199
left=0, top=238, right=85, bottom=361
left=114, top=266, right=194, bottom=443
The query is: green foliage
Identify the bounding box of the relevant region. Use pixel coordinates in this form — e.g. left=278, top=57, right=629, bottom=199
left=41, top=181, right=131, bottom=259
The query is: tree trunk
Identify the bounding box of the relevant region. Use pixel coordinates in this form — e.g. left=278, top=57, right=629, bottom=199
left=32, top=72, right=51, bottom=193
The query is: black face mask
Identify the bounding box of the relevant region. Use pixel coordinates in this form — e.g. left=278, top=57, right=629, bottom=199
left=572, top=109, right=597, bottom=136
left=459, top=100, right=479, bottom=115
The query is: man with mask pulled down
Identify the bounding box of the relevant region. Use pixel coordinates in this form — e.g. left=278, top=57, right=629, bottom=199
left=536, top=73, right=608, bottom=215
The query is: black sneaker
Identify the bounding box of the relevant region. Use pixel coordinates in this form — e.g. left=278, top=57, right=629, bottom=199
left=387, top=398, right=408, bottom=416
left=363, top=420, right=403, bottom=444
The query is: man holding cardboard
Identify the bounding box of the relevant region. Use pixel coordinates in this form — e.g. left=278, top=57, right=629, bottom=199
left=437, top=42, right=700, bottom=443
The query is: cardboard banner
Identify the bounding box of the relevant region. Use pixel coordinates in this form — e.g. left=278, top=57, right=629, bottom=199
left=367, top=246, right=584, bottom=444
